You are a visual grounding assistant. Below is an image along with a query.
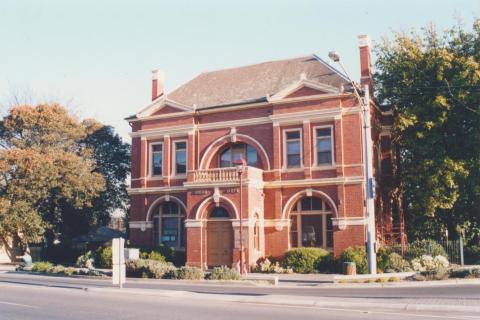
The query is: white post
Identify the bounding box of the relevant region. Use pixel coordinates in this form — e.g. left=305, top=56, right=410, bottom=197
left=363, top=85, right=377, bottom=274
left=112, top=238, right=126, bottom=288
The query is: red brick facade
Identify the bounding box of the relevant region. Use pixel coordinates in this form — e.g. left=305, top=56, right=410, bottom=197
left=126, top=36, right=396, bottom=270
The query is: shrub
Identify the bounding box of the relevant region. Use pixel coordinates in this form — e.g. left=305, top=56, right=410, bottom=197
left=170, top=266, right=204, bottom=280
left=405, top=240, right=447, bottom=261
left=254, top=258, right=292, bottom=274
left=32, top=261, right=53, bottom=273
left=139, top=245, right=185, bottom=266
left=411, top=255, right=449, bottom=273
left=340, top=246, right=368, bottom=274
left=95, top=246, right=112, bottom=269
left=449, top=268, right=480, bottom=279
left=64, top=267, right=76, bottom=276
left=125, top=259, right=176, bottom=279
left=49, top=265, right=66, bottom=274
left=464, top=245, right=480, bottom=265
left=376, top=247, right=392, bottom=272
left=145, top=251, right=166, bottom=263
left=283, top=248, right=329, bottom=273
left=209, top=266, right=240, bottom=280
left=76, top=251, right=95, bottom=269
left=316, top=253, right=338, bottom=273
left=386, top=253, right=412, bottom=272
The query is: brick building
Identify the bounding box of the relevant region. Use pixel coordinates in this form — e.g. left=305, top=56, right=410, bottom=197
left=126, top=35, right=400, bottom=269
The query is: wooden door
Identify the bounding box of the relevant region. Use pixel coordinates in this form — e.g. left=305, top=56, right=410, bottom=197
left=207, top=221, right=233, bottom=267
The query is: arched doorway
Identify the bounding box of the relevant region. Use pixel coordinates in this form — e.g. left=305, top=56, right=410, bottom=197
left=289, top=196, right=333, bottom=250
left=207, top=206, right=233, bottom=267
left=152, top=201, right=186, bottom=249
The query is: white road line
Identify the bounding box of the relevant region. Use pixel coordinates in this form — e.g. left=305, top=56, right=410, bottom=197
left=0, top=301, right=39, bottom=309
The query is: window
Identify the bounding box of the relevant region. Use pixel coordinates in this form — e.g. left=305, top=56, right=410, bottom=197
left=285, top=130, right=301, bottom=168
left=316, top=127, right=333, bottom=166
left=174, top=141, right=187, bottom=175
left=151, top=143, right=163, bottom=176
left=289, top=196, right=333, bottom=249
left=153, top=201, right=185, bottom=249
left=219, top=143, right=259, bottom=168
left=209, top=206, right=230, bottom=218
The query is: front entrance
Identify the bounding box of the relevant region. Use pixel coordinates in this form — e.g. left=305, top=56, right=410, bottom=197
left=206, top=207, right=233, bottom=267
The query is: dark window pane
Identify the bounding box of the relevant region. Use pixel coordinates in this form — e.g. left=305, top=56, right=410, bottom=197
left=287, top=154, right=301, bottom=167
left=316, top=128, right=331, bottom=137
left=301, top=198, right=312, bottom=211
left=153, top=152, right=163, bottom=175
left=210, top=207, right=230, bottom=218
left=152, top=144, right=163, bottom=152
left=287, top=141, right=300, bottom=154
left=312, top=197, right=322, bottom=210
left=176, top=141, right=186, bottom=149
left=246, top=145, right=257, bottom=166
left=161, top=217, right=178, bottom=248
left=301, top=215, right=323, bottom=247
left=318, top=151, right=332, bottom=165
left=220, top=148, right=231, bottom=167
left=176, top=150, right=186, bottom=174
left=162, top=202, right=178, bottom=215
left=290, top=215, right=298, bottom=247
left=286, top=131, right=300, bottom=139
left=327, top=214, right=333, bottom=248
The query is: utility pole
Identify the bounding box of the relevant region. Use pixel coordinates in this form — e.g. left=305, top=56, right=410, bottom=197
left=235, top=158, right=247, bottom=275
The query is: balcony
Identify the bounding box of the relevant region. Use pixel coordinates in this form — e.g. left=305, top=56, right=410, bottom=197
left=186, top=166, right=264, bottom=186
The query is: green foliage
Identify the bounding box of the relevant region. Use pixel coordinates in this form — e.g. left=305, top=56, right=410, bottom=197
left=376, top=247, right=392, bottom=272
left=464, top=245, right=480, bottom=265
left=340, top=246, right=368, bottom=274
left=139, top=246, right=185, bottom=266
left=283, top=247, right=329, bottom=273
left=404, top=240, right=447, bottom=261
left=49, top=264, right=66, bottom=274
left=170, top=266, right=204, bottom=280
left=125, top=259, right=176, bottom=279
left=95, top=246, right=112, bottom=268
left=209, top=266, right=240, bottom=280
left=254, top=258, right=293, bottom=274
left=31, top=261, right=53, bottom=273
left=75, top=251, right=95, bottom=269
left=374, top=20, right=480, bottom=241
left=386, top=253, right=412, bottom=272
left=315, top=253, right=338, bottom=274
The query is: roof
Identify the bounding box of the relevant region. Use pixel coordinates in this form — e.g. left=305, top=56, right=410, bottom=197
left=167, top=55, right=351, bottom=109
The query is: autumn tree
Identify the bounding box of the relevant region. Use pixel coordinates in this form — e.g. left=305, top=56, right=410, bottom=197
left=374, top=20, right=480, bottom=242
left=0, top=103, right=130, bottom=248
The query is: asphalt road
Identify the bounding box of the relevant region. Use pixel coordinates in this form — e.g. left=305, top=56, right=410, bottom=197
left=1, top=272, right=480, bottom=300
left=0, top=281, right=478, bottom=320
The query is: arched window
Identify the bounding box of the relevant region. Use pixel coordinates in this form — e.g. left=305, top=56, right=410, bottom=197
left=209, top=206, right=230, bottom=218
left=153, top=201, right=186, bottom=249
left=290, top=196, right=333, bottom=249
left=219, top=143, right=259, bottom=168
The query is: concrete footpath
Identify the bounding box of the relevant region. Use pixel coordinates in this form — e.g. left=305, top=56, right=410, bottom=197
left=88, top=285, right=480, bottom=314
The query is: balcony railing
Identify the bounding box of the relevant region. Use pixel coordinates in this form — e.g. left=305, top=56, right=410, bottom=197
left=193, top=167, right=238, bottom=183
left=189, top=166, right=263, bottom=184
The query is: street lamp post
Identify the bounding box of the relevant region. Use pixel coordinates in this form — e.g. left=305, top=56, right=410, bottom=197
left=235, top=158, right=247, bottom=275
left=328, top=51, right=377, bottom=274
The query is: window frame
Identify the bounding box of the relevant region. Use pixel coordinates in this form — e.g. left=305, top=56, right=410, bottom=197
left=283, top=128, right=303, bottom=169
left=289, top=197, right=333, bottom=250
left=153, top=201, right=186, bottom=249
left=172, top=139, right=188, bottom=177
left=149, top=142, right=164, bottom=177
left=313, top=125, right=335, bottom=167
left=218, top=143, right=259, bottom=168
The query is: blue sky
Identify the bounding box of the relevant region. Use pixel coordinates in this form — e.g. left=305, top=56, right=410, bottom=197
left=0, top=0, right=478, bottom=140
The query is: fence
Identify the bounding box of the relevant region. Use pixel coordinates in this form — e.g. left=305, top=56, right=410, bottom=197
left=388, top=239, right=464, bottom=265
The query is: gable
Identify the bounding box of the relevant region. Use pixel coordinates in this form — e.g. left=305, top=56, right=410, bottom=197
left=151, top=105, right=189, bottom=116
left=284, top=86, right=330, bottom=99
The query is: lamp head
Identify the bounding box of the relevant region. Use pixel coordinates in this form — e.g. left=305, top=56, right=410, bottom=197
left=328, top=51, right=340, bottom=62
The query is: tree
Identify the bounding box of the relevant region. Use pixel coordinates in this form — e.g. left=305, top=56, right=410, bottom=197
left=0, top=104, right=106, bottom=246
left=374, top=20, right=480, bottom=242
left=59, top=119, right=130, bottom=239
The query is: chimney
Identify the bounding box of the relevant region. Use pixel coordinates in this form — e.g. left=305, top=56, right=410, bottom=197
left=358, top=35, right=373, bottom=92
left=151, top=69, right=164, bottom=101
